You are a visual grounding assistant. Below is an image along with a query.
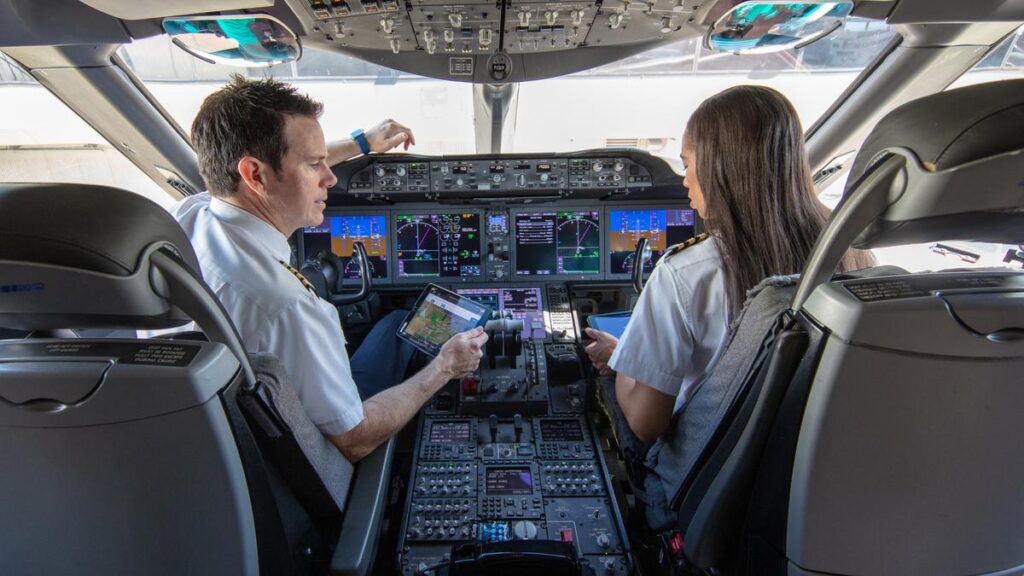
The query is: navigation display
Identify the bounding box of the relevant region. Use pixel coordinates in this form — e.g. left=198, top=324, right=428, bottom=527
left=398, top=284, right=490, bottom=356
left=608, top=209, right=696, bottom=275
left=429, top=421, right=471, bottom=443
left=302, top=214, right=388, bottom=279
left=396, top=213, right=482, bottom=279
left=514, top=211, right=601, bottom=276
left=458, top=287, right=546, bottom=339
left=485, top=467, right=534, bottom=495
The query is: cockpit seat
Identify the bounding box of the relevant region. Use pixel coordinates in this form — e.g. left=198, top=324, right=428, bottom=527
left=642, top=79, right=1024, bottom=576
left=0, top=183, right=391, bottom=576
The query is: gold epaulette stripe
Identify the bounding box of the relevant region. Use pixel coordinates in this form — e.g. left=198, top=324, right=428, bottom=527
left=279, top=260, right=316, bottom=293
left=658, top=232, right=710, bottom=265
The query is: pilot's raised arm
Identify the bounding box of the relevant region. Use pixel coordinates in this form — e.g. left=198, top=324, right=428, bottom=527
left=585, top=85, right=874, bottom=446
left=176, top=75, right=483, bottom=462
left=326, top=118, right=416, bottom=166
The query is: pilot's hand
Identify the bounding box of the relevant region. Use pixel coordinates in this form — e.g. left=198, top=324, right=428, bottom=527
left=365, top=119, right=416, bottom=153
left=583, top=328, right=619, bottom=376
left=435, top=326, right=488, bottom=380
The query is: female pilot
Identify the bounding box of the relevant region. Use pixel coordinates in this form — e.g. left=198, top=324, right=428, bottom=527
left=585, top=85, right=872, bottom=444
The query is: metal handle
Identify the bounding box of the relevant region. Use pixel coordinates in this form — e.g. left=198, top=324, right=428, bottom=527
left=632, top=236, right=652, bottom=295
left=330, top=241, right=372, bottom=306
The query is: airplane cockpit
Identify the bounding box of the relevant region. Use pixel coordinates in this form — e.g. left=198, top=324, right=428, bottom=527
left=1, top=1, right=1023, bottom=575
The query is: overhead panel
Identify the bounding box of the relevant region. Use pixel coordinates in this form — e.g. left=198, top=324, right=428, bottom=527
left=585, top=0, right=702, bottom=48
left=504, top=1, right=594, bottom=54
left=292, top=0, right=709, bottom=80
left=408, top=2, right=501, bottom=57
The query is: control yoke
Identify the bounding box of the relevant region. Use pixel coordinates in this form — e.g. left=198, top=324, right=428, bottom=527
left=631, top=236, right=652, bottom=295
left=330, top=241, right=372, bottom=306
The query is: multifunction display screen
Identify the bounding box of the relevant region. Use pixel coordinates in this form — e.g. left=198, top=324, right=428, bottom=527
left=458, top=287, right=546, bottom=340
left=429, top=421, right=471, bottom=444
left=485, top=467, right=534, bottom=495
left=607, top=209, right=696, bottom=275
left=303, top=214, right=389, bottom=279
left=539, top=419, right=584, bottom=442
left=514, top=211, right=601, bottom=276
left=396, top=213, right=482, bottom=278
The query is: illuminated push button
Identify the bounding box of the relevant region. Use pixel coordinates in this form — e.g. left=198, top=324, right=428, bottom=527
left=560, top=528, right=574, bottom=543
left=461, top=375, right=479, bottom=394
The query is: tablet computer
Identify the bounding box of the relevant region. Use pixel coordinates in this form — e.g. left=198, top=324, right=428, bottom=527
left=586, top=312, right=632, bottom=340
left=397, top=284, right=492, bottom=356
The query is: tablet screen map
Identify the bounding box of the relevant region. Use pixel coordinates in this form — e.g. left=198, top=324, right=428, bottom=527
left=404, top=289, right=485, bottom=350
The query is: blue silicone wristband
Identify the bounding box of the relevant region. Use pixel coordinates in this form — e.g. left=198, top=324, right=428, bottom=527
left=351, top=128, right=371, bottom=155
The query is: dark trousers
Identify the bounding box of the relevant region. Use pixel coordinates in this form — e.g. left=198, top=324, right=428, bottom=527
left=350, top=309, right=417, bottom=399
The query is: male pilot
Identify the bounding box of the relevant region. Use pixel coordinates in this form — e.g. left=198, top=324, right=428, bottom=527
left=174, top=76, right=487, bottom=461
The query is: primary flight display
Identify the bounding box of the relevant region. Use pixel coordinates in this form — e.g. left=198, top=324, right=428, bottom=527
left=302, top=214, right=389, bottom=279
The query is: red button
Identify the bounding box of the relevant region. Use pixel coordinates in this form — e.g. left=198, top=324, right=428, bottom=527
left=461, top=376, right=479, bottom=395
left=560, top=528, right=574, bottom=543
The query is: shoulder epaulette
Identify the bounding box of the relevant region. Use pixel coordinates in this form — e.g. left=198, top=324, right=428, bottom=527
left=278, top=260, right=316, bottom=294
left=657, top=232, right=710, bottom=266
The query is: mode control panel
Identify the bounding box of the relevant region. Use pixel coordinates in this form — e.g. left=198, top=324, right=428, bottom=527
left=344, top=157, right=652, bottom=197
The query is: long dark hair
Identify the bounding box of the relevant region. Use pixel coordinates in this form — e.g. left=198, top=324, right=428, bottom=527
left=686, top=85, right=872, bottom=317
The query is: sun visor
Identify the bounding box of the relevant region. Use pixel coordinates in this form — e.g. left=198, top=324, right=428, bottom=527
left=842, top=79, right=1024, bottom=249
left=0, top=183, right=198, bottom=331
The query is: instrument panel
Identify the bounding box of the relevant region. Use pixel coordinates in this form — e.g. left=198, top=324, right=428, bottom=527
left=298, top=205, right=696, bottom=284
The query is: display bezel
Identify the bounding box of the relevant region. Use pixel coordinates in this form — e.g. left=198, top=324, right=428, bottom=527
left=509, top=206, right=606, bottom=281
left=298, top=209, right=394, bottom=285
left=391, top=209, right=486, bottom=285
left=604, top=205, right=697, bottom=279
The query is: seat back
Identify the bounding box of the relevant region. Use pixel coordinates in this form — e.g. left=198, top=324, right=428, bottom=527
left=674, top=79, right=1024, bottom=576
left=0, top=337, right=257, bottom=575
left=0, top=184, right=365, bottom=575
left=641, top=275, right=799, bottom=532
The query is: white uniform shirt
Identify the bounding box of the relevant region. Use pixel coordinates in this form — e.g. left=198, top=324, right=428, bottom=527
left=608, top=237, right=731, bottom=413
left=172, top=193, right=364, bottom=436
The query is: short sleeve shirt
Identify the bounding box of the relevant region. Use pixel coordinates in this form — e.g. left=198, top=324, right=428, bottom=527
left=171, top=193, right=364, bottom=436
left=608, top=237, right=731, bottom=413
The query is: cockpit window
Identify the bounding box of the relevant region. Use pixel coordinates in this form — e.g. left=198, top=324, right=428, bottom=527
left=118, top=16, right=894, bottom=169
left=118, top=37, right=476, bottom=156
left=0, top=52, right=171, bottom=207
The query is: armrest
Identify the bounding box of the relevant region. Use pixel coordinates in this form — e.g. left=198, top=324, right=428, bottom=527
left=330, top=437, right=395, bottom=576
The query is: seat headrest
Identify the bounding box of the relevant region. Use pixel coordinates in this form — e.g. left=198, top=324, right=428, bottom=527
left=843, top=78, right=1024, bottom=248
left=0, top=183, right=200, bottom=330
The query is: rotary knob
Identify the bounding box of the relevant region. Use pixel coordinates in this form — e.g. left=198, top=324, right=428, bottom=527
left=613, top=160, right=624, bottom=172
left=592, top=161, right=604, bottom=172
left=596, top=533, right=611, bottom=549
left=512, top=520, right=538, bottom=540
left=374, top=166, right=385, bottom=177
left=449, top=12, right=463, bottom=27
left=396, top=165, right=407, bottom=176
left=539, top=173, right=550, bottom=182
